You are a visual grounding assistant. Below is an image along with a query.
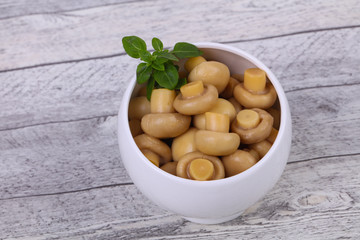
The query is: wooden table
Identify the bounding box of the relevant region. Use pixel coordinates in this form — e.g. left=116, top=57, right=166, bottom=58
left=1, top=0, right=360, bottom=239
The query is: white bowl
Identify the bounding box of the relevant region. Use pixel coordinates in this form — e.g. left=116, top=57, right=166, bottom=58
left=118, top=42, right=292, bottom=224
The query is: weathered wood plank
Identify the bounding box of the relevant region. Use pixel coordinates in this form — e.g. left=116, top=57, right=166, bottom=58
left=0, top=0, right=140, bottom=20
left=1, top=83, right=360, bottom=199
left=0, top=116, right=131, bottom=199
left=1, top=27, right=359, bottom=130
left=0, top=0, right=359, bottom=70
left=1, top=155, right=359, bottom=239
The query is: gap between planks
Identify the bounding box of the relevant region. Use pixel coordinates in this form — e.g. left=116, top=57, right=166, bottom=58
left=1, top=152, right=359, bottom=202
left=1, top=24, right=360, bottom=74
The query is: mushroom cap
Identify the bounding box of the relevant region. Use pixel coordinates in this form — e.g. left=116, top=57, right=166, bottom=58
left=231, top=108, right=273, bottom=144
left=129, top=119, right=143, bottom=137
left=134, top=134, right=172, bottom=165
left=222, top=150, right=258, bottom=177
left=188, top=61, right=230, bottom=93
left=220, top=77, right=240, bottom=99
left=233, top=83, right=277, bottom=109
left=141, top=113, right=191, bottom=139
left=128, top=96, right=151, bottom=120
left=176, top=151, right=225, bottom=180
left=195, top=130, right=240, bottom=156
left=171, top=128, right=198, bottom=162
left=173, top=84, right=218, bottom=115
left=160, top=161, right=178, bottom=176
left=249, top=140, right=272, bottom=158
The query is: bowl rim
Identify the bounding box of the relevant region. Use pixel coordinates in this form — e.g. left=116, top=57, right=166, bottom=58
left=119, top=42, right=291, bottom=187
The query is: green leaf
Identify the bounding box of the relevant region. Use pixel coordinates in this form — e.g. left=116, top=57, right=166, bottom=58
left=136, top=63, right=152, bottom=84
left=171, top=42, right=203, bottom=58
left=156, top=51, right=179, bottom=62
left=153, top=63, right=179, bottom=89
left=152, top=61, right=165, bottom=71
left=146, top=77, right=155, bottom=100
left=175, top=78, right=187, bottom=90
left=152, top=38, right=163, bottom=51
left=139, top=50, right=152, bottom=63
left=122, top=36, right=147, bottom=58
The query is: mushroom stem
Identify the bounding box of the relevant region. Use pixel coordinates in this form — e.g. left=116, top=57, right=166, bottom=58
left=188, top=158, right=214, bottom=181
left=236, top=109, right=260, bottom=129
left=150, top=88, right=176, bottom=113
left=205, top=112, right=229, bottom=133
left=244, top=68, right=266, bottom=92
left=180, top=81, right=204, bottom=98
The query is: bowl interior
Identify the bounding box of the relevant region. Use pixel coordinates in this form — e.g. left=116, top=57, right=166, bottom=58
left=126, top=42, right=288, bottom=184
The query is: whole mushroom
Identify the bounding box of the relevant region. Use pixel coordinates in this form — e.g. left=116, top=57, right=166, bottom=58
left=176, top=151, right=225, bottom=181
left=134, top=134, right=172, bottom=166
left=195, top=112, right=240, bottom=156
left=231, top=108, right=273, bottom=144
left=188, top=61, right=230, bottom=94
left=193, top=98, right=236, bottom=130
left=141, top=88, right=191, bottom=138
left=222, top=150, right=258, bottom=177
left=233, top=68, right=277, bottom=109
left=173, top=81, right=218, bottom=115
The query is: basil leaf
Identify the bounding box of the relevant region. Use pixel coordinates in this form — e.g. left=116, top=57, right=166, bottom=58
left=136, top=63, right=152, bottom=84
left=152, top=61, right=165, bottom=71
left=175, top=78, right=187, bottom=89
left=146, top=77, right=155, bottom=100
left=152, top=37, right=163, bottom=51
left=139, top=50, right=152, bottom=63
left=171, top=42, right=203, bottom=58
left=153, top=63, right=179, bottom=89
left=122, top=36, right=147, bottom=58
left=156, top=51, right=179, bottom=62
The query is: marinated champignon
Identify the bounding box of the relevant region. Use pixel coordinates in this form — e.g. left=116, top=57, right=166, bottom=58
left=160, top=162, right=178, bottom=176
left=231, top=108, right=273, bottom=144
left=243, top=148, right=260, bottom=161
left=267, top=107, right=281, bottom=129
left=129, top=119, right=143, bottom=137
left=134, top=134, right=172, bottom=165
left=141, top=149, right=160, bottom=167
left=171, top=128, right=198, bottom=162
left=220, top=77, right=240, bottom=99
left=195, top=112, right=240, bottom=156
left=193, top=98, right=236, bottom=130
left=128, top=96, right=150, bottom=120
left=141, top=113, right=191, bottom=139
left=173, top=81, right=218, bottom=115
left=188, top=61, right=230, bottom=93
left=249, top=140, right=272, bottom=158
left=176, top=151, right=225, bottom=180
left=184, top=56, right=207, bottom=72
left=228, top=97, right=243, bottom=113
left=222, top=150, right=258, bottom=177
left=233, top=68, right=277, bottom=109
left=267, top=127, right=278, bottom=144
left=141, top=89, right=191, bottom=138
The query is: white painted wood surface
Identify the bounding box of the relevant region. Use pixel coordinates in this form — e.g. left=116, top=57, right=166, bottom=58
left=0, top=0, right=359, bottom=239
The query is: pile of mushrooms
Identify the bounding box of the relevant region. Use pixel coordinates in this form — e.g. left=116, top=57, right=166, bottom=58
left=129, top=56, right=280, bottom=181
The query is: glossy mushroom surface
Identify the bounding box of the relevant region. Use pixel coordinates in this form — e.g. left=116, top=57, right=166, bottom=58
left=176, top=151, right=225, bottom=180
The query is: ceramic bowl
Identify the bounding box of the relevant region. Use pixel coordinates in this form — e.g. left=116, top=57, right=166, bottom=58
left=118, top=42, right=292, bottom=224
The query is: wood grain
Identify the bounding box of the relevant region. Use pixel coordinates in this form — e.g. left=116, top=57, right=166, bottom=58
left=1, top=82, right=359, bottom=199
left=1, top=155, right=359, bottom=239
left=0, top=0, right=140, bottom=20
left=0, top=0, right=359, bottom=70
left=1, top=27, right=359, bottom=131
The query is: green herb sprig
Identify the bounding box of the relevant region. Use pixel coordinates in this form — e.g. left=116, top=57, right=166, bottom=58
left=122, top=36, right=203, bottom=100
